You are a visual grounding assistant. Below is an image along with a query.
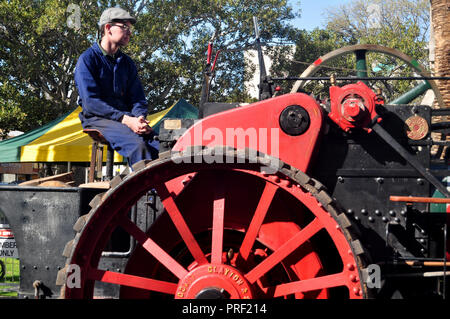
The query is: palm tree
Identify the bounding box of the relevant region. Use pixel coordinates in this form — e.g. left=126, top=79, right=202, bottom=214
left=430, top=0, right=450, bottom=108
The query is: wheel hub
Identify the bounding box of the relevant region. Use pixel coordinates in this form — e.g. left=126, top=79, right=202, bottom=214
left=175, top=264, right=253, bottom=299
left=195, top=288, right=227, bottom=299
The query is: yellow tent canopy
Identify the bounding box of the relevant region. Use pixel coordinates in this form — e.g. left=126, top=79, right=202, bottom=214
left=17, top=99, right=197, bottom=162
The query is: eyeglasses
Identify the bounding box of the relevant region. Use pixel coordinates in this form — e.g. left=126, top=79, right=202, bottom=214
left=110, top=23, right=134, bottom=33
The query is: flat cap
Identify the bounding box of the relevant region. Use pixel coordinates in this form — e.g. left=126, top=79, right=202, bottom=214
left=99, top=7, right=136, bottom=26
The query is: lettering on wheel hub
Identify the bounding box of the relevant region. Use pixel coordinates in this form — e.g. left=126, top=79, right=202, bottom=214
left=175, top=264, right=253, bottom=299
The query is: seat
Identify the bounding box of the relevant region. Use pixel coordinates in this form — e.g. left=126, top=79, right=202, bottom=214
left=83, top=129, right=114, bottom=182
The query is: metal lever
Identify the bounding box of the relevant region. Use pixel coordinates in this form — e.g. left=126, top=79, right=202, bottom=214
left=372, top=122, right=450, bottom=198
left=253, top=16, right=273, bottom=101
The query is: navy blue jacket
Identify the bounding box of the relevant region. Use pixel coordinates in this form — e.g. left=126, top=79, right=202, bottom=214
left=74, top=42, right=148, bottom=126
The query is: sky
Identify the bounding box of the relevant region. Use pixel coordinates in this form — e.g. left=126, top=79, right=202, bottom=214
left=288, top=0, right=354, bottom=30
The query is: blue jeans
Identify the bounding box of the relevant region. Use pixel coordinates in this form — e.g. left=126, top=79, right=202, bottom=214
left=83, top=118, right=159, bottom=166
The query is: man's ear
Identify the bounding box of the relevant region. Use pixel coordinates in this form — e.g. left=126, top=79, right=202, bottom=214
left=104, top=23, right=112, bottom=35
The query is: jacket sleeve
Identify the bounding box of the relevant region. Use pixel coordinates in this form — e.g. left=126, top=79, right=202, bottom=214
left=126, top=59, right=149, bottom=118
left=75, top=54, right=131, bottom=122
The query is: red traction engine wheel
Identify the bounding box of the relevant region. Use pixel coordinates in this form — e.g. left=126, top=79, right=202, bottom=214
left=58, top=149, right=368, bottom=299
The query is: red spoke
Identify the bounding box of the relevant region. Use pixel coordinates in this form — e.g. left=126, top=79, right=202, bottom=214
left=120, top=216, right=188, bottom=279
left=88, top=268, right=177, bottom=295
left=239, top=182, right=278, bottom=260
left=245, top=218, right=323, bottom=284
left=156, top=183, right=208, bottom=265
left=211, top=187, right=225, bottom=264
left=270, top=272, right=347, bottom=297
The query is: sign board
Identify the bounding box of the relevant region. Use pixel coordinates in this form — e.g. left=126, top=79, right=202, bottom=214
left=0, top=224, right=19, bottom=258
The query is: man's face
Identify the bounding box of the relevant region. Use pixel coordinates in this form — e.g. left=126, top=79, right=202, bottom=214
left=106, top=21, right=133, bottom=46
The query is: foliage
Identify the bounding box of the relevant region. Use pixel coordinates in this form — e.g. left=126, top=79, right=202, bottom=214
left=0, top=0, right=432, bottom=137
left=0, top=0, right=99, bottom=135
left=268, top=28, right=352, bottom=97
left=269, top=0, right=432, bottom=102
left=322, top=0, right=431, bottom=102
left=0, top=0, right=297, bottom=136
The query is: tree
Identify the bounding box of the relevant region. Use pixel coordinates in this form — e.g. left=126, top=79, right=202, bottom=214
left=0, top=0, right=98, bottom=137
left=324, top=0, right=429, bottom=52
left=430, top=0, right=450, bottom=108
left=268, top=28, right=351, bottom=97
left=269, top=0, right=432, bottom=102
left=322, top=0, right=432, bottom=103
left=0, top=0, right=297, bottom=137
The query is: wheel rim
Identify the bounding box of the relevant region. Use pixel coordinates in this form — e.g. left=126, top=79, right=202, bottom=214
left=290, top=44, right=445, bottom=108
left=60, top=150, right=367, bottom=299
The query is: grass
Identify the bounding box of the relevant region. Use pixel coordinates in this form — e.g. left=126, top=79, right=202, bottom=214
left=0, top=258, right=20, bottom=298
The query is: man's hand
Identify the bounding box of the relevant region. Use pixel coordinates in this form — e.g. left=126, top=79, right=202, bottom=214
left=121, top=115, right=152, bottom=135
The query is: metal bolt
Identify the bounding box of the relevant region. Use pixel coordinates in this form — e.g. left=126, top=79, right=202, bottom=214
left=394, top=217, right=400, bottom=223
left=375, top=177, right=384, bottom=184
left=338, top=176, right=344, bottom=183
left=417, top=178, right=424, bottom=185
left=382, top=217, right=388, bottom=222
left=347, top=209, right=353, bottom=215
left=400, top=210, right=406, bottom=216
left=374, top=209, right=381, bottom=216
left=361, top=209, right=368, bottom=215
left=368, top=216, right=374, bottom=222
left=227, top=248, right=235, bottom=261
left=389, top=210, right=395, bottom=216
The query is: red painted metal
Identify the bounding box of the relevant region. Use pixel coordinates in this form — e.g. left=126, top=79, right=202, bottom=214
left=119, top=216, right=188, bottom=279
left=329, top=81, right=383, bottom=133
left=211, top=186, right=225, bottom=264
left=155, top=182, right=209, bottom=266
left=239, top=182, right=278, bottom=260
left=88, top=268, right=177, bottom=295
left=172, top=93, right=324, bottom=172
left=175, top=264, right=253, bottom=299
left=272, top=272, right=347, bottom=297
left=245, top=217, right=323, bottom=284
